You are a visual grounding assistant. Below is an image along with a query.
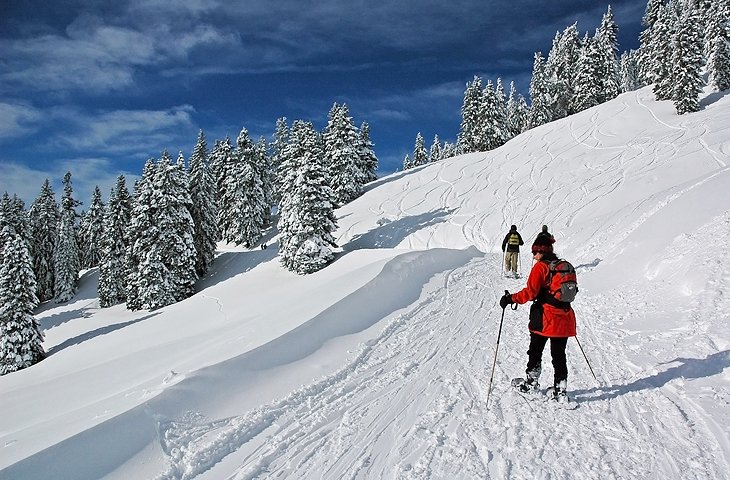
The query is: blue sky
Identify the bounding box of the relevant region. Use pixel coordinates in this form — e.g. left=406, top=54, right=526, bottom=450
left=0, top=0, right=645, bottom=207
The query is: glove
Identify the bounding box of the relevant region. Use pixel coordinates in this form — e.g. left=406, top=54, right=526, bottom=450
left=500, top=292, right=513, bottom=309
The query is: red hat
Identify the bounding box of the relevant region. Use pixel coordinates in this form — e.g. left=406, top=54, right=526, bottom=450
left=532, top=235, right=554, bottom=254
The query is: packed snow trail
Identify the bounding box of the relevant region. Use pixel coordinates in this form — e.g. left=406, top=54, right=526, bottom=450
left=155, top=252, right=729, bottom=479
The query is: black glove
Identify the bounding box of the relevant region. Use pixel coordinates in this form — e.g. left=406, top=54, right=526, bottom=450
left=500, top=292, right=513, bottom=309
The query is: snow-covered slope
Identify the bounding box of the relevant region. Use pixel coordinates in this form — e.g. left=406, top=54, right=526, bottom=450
left=1, top=86, right=729, bottom=479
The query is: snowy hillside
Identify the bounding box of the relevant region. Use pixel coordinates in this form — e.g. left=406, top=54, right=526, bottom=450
left=1, top=85, right=729, bottom=480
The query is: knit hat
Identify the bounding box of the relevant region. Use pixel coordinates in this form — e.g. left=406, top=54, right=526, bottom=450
left=542, top=225, right=548, bottom=232
left=532, top=234, right=554, bottom=254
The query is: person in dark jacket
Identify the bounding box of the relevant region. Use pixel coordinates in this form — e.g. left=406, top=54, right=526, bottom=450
left=501, top=225, right=524, bottom=277
left=499, top=234, right=576, bottom=403
left=535, top=224, right=555, bottom=244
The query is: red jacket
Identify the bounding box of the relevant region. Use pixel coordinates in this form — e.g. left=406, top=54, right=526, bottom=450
left=511, top=260, right=576, bottom=337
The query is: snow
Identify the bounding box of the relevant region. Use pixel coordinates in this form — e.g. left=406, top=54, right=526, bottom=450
left=2, top=86, right=730, bottom=479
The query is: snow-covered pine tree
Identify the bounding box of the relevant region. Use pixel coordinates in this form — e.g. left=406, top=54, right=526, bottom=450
left=506, top=81, right=528, bottom=137
left=620, top=50, right=641, bottom=92
left=429, top=134, right=442, bottom=163
left=653, top=4, right=679, bottom=101
left=0, top=193, right=30, bottom=253
left=271, top=117, right=290, bottom=205
left=638, top=0, right=665, bottom=85
left=706, top=1, right=730, bottom=91
left=441, top=141, right=457, bottom=159
left=217, top=130, right=249, bottom=244
left=255, top=136, right=274, bottom=229
left=457, top=76, right=485, bottom=153
left=53, top=172, right=81, bottom=303
left=527, top=53, right=554, bottom=128
left=0, top=225, right=44, bottom=375
left=672, top=5, right=705, bottom=114
left=403, top=154, right=413, bottom=170
left=126, top=153, right=198, bottom=310
left=28, top=180, right=59, bottom=303
left=225, top=128, right=265, bottom=247
left=98, top=175, right=132, bottom=308
left=356, top=121, right=378, bottom=184
left=547, top=23, right=581, bottom=115
left=482, top=79, right=509, bottom=150
left=412, top=132, right=428, bottom=167
left=573, top=34, right=604, bottom=112
left=125, top=160, right=156, bottom=311
left=595, top=5, right=622, bottom=104
left=188, top=130, right=219, bottom=277
left=78, top=186, right=105, bottom=268
left=277, top=120, right=338, bottom=274
left=210, top=136, right=233, bottom=240
left=324, top=103, right=362, bottom=207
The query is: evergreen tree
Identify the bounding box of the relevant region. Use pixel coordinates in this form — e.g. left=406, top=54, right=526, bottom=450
left=126, top=153, right=197, bottom=310
left=638, top=0, right=665, bottom=84
left=547, top=23, right=581, bottom=115
left=256, top=136, right=274, bottom=229
left=672, top=5, right=704, bottom=114
left=412, top=132, right=428, bottom=167
left=98, top=175, right=132, bottom=308
left=356, top=121, right=378, bottom=184
left=28, top=180, right=59, bottom=303
left=653, top=5, right=678, bottom=100
left=620, top=50, right=641, bottom=92
left=0, top=225, right=44, bottom=375
left=188, top=130, right=219, bottom=277
left=429, top=134, right=442, bottom=163
left=706, top=1, right=730, bottom=91
left=506, top=81, right=528, bottom=136
left=457, top=76, right=485, bottom=153
left=271, top=117, right=290, bottom=205
left=0, top=193, right=30, bottom=257
left=527, top=53, right=554, bottom=128
left=324, top=103, right=361, bottom=206
left=53, top=172, right=81, bottom=303
left=403, top=154, right=413, bottom=170
left=595, top=5, right=622, bottom=103
left=217, top=131, right=249, bottom=245
left=573, top=35, right=604, bottom=112
left=441, top=141, right=457, bottom=159
left=78, top=186, right=105, bottom=268
left=482, top=79, right=509, bottom=149
left=278, top=120, right=338, bottom=274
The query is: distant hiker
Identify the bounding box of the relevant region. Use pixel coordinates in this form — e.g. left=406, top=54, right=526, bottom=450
left=261, top=243, right=267, bottom=250
left=501, top=225, right=524, bottom=277
left=535, top=225, right=555, bottom=244
left=499, top=234, right=577, bottom=403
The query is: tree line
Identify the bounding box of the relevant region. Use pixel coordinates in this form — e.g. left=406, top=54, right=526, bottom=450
left=0, top=103, right=377, bottom=375
left=404, top=0, right=729, bottom=168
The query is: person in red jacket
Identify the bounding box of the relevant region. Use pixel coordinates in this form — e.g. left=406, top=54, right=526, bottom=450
left=499, top=235, right=576, bottom=401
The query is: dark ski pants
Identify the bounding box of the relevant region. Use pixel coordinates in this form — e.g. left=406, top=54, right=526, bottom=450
left=526, top=332, right=568, bottom=386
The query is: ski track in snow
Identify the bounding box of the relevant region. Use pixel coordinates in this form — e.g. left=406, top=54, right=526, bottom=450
left=155, top=250, right=730, bottom=479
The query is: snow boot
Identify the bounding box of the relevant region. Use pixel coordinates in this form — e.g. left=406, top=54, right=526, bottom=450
left=513, top=367, right=541, bottom=394
left=551, top=380, right=568, bottom=404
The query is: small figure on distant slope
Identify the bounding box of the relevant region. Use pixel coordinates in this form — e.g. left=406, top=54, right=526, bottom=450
left=535, top=224, right=555, bottom=244
left=501, top=225, right=524, bottom=277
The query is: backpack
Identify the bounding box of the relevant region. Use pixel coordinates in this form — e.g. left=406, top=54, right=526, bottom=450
left=508, top=233, right=520, bottom=246
left=543, top=259, right=578, bottom=305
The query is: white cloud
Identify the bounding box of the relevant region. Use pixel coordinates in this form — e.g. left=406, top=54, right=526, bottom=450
left=0, top=102, right=42, bottom=139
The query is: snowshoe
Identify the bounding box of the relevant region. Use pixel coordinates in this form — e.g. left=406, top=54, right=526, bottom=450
left=511, top=377, right=540, bottom=395
left=545, top=383, right=578, bottom=410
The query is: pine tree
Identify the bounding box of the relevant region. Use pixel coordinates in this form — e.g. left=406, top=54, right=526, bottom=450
left=403, top=154, right=413, bottom=170
left=126, top=153, right=197, bottom=310
left=429, top=134, right=442, bottom=163
left=527, top=53, right=554, bottom=128
left=573, top=35, right=604, bottom=112
left=457, top=76, right=485, bottom=153
left=672, top=5, right=704, bottom=114
left=482, top=79, right=509, bottom=149
left=0, top=225, right=44, bottom=375
left=256, top=136, right=274, bottom=229
left=547, top=23, right=581, bottom=115
left=356, top=121, right=378, bottom=184
left=217, top=131, right=249, bottom=245
left=706, top=1, right=730, bottom=91
left=412, top=132, right=428, bottom=167
left=53, top=172, right=81, bottom=303
left=620, top=50, right=641, bottom=92
left=324, top=103, right=362, bottom=206
left=0, top=193, right=30, bottom=256
left=506, top=81, right=528, bottom=137
left=653, top=5, right=678, bottom=101
left=78, top=186, right=105, bottom=268
left=188, top=130, right=219, bottom=276
left=28, top=180, right=59, bottom=303
left=638, top=0, right=665, bottom=85
left=278, top=120, right=338, bottom=274
left=271, top=117, right=290, bottom=205
left=595, top=5, right=622, bottom=103
left=441, top=141, right=457, bottom=159
left=98, top=175, right=132, bottom=308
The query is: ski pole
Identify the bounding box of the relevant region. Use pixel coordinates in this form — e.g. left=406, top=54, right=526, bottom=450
left=575, top=335, right=598, bottom=384
left=486, top=290, right=509, bottom=408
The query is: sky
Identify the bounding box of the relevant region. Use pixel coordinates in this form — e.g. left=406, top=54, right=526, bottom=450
left=1, top=83, right=729, bottom=479
left=0, top=0, right=646, bottom=208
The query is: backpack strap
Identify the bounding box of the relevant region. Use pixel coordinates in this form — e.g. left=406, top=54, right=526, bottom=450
left=536, top=259, right=571, bottom=310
